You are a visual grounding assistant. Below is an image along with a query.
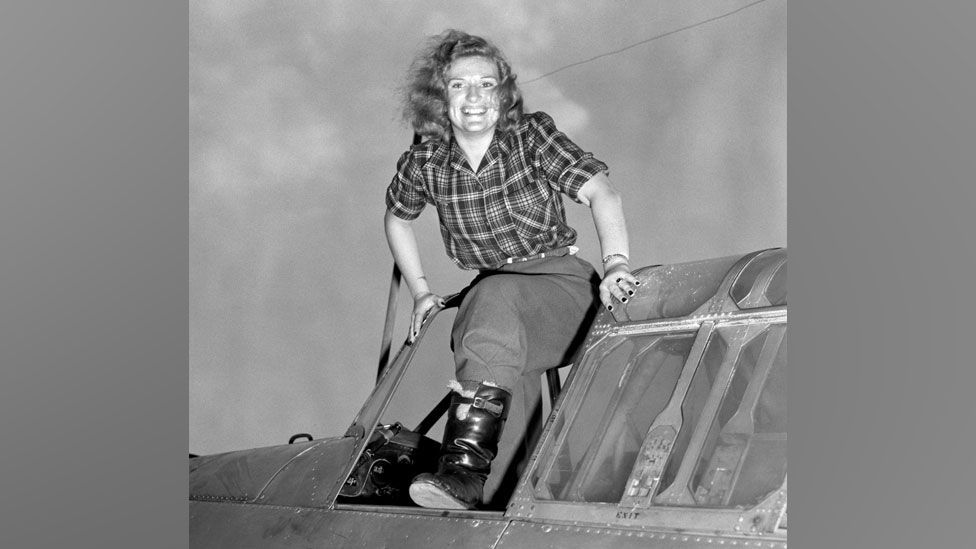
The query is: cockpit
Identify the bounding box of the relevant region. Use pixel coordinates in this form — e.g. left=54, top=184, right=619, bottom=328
left=343, top=247, right=787, bottom=534
left=190, top=248, right=787, bottom=539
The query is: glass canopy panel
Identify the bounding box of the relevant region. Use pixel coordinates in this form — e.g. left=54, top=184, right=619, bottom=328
left=730, top=249, right=787, bottom=309
left=653, top=328, right=727, bottom=496
left=684, top=325, right=787, bottom=508
left=379, top=308, right=459, bottom=441
left=536, top=333, right=697, bottom=503
left=764, top=262, right=787, bottom=307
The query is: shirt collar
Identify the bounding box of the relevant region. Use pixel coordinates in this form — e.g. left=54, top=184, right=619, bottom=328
left=427, top=138, right=451, bottom=171
left=445, top=131, right=508, bottom=173
left=448, top=138, right=468, bottom=172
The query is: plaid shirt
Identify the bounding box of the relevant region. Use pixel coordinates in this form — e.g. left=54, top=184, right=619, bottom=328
left=386, top=111, right=609, bottom=270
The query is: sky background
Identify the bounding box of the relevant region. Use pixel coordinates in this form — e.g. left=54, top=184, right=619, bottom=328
left=189, top=0, right=786, bottom=456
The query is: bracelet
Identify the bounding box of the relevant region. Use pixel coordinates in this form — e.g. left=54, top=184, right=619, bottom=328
left=602, top=253, right=629, bottom=265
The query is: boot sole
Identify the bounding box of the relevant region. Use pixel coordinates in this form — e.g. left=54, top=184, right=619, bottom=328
left=409, top=480, right=474, bottom=510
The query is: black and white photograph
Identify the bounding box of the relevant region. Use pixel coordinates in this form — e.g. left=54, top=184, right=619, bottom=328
left=189, top=1, right=786, bottom=545
left=9, top=2, right=976, bottom=548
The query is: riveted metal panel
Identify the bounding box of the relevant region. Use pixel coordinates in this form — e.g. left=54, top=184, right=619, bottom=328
left=494, top=521, right=787, bottom=549
left=189, top=436, right=358, bottom=507
left=254, top=437, right=361, bottom=508
left=190, top=501, right=512, bottom=549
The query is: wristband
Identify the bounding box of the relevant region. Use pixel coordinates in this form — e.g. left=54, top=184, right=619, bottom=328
left=602, top=253, right=629, bottom=265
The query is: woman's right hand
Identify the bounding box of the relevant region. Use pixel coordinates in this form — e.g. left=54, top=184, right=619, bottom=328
left=410, top=291, right=445, bottom=342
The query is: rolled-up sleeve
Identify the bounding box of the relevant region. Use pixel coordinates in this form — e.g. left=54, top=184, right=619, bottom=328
left=385, top=149, right=428, bottom=220
left=530, top=112, right=609, bottom=203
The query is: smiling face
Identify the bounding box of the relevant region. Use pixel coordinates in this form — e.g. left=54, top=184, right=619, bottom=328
left=445, top=56, right=501, bottom=139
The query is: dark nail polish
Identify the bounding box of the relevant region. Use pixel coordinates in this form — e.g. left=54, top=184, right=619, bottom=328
left=607, top=305, right=613, bottom=311
left=621, top=297, right=628, bottom=303
left=635, top=281, right=641, bottom=286
left=628, top=290, right=634, bottom=296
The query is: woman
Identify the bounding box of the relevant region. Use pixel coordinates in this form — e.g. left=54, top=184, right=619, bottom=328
left=384, top=30, right=639, bottom=509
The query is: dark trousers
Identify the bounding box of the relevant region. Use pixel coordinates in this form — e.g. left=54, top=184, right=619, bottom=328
left=451, top=253, right=599, bottom=504
left=451, top=254, right=600, bottom=391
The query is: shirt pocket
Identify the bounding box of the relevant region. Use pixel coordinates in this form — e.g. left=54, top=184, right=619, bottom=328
left=503, top=175, right=551, bottom=215
left=503, top=177, right=556, bottom=237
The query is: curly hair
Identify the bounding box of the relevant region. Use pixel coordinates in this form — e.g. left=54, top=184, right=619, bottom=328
left=402, top=30, right=523, bottom=143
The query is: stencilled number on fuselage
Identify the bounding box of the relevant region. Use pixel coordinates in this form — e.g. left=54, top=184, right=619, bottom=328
left=616, top=511, right=641, bottom=520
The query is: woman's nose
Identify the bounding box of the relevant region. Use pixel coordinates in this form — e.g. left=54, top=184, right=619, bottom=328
left=465, top=84, right=481, bottom=101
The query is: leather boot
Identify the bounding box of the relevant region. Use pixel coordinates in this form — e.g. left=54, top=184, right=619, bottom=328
left=409, top=383, right=512, bottom=509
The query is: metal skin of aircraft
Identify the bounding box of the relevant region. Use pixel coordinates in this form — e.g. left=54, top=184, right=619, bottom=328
left=190, top=248, right=787, bottom=548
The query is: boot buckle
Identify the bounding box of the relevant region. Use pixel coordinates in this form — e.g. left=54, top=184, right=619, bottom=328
left=471, top=396, right=503, bottom=417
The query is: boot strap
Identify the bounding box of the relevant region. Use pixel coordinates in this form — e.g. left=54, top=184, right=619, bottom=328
left=458, top=396, right=505, bottom=418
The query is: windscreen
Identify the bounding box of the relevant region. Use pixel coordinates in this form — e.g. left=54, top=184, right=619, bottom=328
left=534, top=322, right=787, bottom=511
left=535, top=333, right=697, bottom=502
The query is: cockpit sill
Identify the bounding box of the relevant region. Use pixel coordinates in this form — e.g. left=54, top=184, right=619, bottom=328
left=594, top=305, right=787, bottom=339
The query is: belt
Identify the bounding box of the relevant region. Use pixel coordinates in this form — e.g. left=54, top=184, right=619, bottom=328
left=500, top=245, right=577, bottom=265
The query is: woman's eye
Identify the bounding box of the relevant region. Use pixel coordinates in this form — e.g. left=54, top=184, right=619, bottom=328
left=482, top=81, right=496, bottom=88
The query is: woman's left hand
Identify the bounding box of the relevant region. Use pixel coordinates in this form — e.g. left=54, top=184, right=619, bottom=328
left=599, top=264, right=640, bottom=311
